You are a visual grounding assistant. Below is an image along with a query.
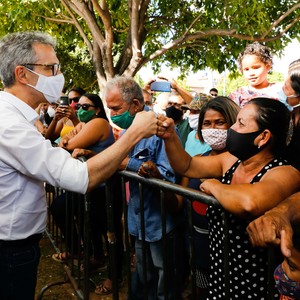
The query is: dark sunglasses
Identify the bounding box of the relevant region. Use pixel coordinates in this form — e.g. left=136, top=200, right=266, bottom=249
left=69, top=97, right=80, bottom=102
left=75, top=103, right=95, bottom=110
left=210, top=93, right=217, bottom=97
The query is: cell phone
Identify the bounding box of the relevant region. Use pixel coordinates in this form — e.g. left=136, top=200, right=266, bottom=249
left=150, top=81, right=171, bottom=92
left=59, top=96, right=69, bottom=106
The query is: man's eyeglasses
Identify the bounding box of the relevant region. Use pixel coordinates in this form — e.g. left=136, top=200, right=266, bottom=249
left=22, top=63, right=60, bottom=76
left=210, top=93, right=217, bottom=97
left=75, top=103, right=95, bottom=110
left=69, top=97, right=80, bottom=103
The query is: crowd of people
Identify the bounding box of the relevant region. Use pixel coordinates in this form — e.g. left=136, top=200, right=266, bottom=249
left=1, top=29, right=300, bottom=300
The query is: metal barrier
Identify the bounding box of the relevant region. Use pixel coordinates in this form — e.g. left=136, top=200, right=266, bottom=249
left=38, top=185, right=92, bottom=300
left=38, top=170, right=277, bottom=300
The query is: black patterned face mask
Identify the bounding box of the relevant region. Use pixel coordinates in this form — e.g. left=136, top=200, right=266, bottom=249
left=226, top=128, right=264, bottom=161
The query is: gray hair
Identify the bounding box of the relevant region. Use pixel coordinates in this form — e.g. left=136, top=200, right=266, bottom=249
left=0, top=31, right=57, bottom=87
left=103, top=76, right=144, bottom=104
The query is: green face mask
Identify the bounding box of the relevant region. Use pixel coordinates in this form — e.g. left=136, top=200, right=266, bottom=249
left=76, top=108, right=95, bottom=122
left=111, top=110, right=135, bottom=129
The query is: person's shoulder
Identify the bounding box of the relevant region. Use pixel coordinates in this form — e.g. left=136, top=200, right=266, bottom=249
left=82, top=118, right=110, bottom=133
left=229, top=86, right=248, bottom=94
left=228, top=86, right=249, bottom=102
left=218, top=151, right=239, bottom=172
left=265, top=82, right=282, bottom=91
left=264, top=162, right=300, bottom=180
left=88, top=117, right=110, bottom=127
left=187, top=129, right=197, bottom=139
left=268, top=82, right=282, bottom=87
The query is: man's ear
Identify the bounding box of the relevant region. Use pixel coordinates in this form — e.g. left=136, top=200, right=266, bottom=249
left=15, top=66, right=29, bottom=84
left=132, top=98, right=142, bottom=111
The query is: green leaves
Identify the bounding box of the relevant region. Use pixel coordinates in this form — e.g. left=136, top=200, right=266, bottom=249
left=0, top=0, right=299, bottom=89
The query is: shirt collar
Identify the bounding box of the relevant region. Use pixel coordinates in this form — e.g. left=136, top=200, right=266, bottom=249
left=0, top=91, right=39, bottom=124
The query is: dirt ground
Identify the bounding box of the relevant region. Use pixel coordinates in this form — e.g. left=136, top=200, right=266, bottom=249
left=35, top=236, right=80, bottom=300
left=35, top=235, right=127, bottom=300
left=36, top=234, right=192, bottom=300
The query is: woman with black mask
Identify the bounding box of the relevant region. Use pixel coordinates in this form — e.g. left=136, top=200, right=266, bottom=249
left=157, top=97, right=300, bottom=300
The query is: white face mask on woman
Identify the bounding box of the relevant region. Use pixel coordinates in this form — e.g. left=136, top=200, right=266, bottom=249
left=26, top=68, right=65, bottom=103
left=188, top=114, right=199, bottom=130
left=201, top=128, right=228, bottom=150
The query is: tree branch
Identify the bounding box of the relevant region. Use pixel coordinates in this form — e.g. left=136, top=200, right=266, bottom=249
left=91, top=0, right=115, bottom=79
left=262, top=2, right=300, bottom=38
left=60, top=0, right=93, bottom=54
left=70, top=1, right=105, bottom=42
left=141, top=23, right=297, bottom=67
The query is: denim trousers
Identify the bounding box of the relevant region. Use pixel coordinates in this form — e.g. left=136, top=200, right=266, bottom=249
left=129, top=227, right=184, bottom=300
left=0, top=242, right=40, bottom=300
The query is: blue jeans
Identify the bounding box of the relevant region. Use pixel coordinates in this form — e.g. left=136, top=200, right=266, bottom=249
left=0, top=242, right=41, bottom=300
left=130, top=228, right=184, bottom=300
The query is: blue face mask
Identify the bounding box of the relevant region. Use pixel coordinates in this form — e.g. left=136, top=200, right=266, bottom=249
left=111, top=110, right=135, bottom=129
left=274, top=263, right=300, bottom=298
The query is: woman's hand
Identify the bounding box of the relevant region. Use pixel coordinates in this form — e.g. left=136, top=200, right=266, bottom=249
left=200, top=179, right=221, bottom=196
left=53, top=105, right=68, bottom=121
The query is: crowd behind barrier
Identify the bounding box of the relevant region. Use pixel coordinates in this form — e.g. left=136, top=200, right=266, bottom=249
left=39, top=170, right=278, bottom=300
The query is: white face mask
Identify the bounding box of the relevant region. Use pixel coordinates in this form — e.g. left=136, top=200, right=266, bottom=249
left=201, top=128, right=228, bottom=150
left=47, top=106, right=56, bottom=117
left=188, top=114, right=199, bottom=130
left=26, top=68, right=65, bottom=103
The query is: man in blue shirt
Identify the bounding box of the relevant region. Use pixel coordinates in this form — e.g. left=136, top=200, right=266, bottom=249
left=104, top=76, right=184, bottom=300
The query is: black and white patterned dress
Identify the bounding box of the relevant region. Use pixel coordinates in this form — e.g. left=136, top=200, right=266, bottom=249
left=207, top=158, right=287, bottom=299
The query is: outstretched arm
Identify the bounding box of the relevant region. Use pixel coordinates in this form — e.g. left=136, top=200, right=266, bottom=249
left=200, top=166, right=300, bottom=218
left=86, top=111, right=157, bottom=191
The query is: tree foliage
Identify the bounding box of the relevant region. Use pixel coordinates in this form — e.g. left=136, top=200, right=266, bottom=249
left=0, top=0, right=300, bottom=91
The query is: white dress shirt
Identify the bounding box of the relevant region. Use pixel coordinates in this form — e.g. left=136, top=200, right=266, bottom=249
left=0, top=92, right=89, bottom=240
